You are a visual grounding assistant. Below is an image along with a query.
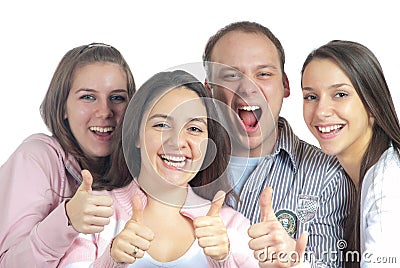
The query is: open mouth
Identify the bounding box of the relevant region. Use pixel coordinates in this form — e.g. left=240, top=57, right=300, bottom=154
left=317, top=124, right=344, bottom=134
left=237, top=105, right=262, bottom=129
left=160, top=154, right=187, bottom=168
left=89, top=126, right=114, bottom=135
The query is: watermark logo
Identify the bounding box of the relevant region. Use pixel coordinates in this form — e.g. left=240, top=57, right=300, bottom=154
left=256, top=239, right=398, bottom=265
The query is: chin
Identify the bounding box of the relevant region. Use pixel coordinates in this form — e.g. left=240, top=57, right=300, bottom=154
left=319, top=145, right=339, bottom=156
left=91, top=151, right=111, bottom=158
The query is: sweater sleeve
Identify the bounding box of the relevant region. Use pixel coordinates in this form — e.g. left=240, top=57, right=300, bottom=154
left=93, top=242, right=128, bottom=268
left=0, top=140, right=79, bottom=267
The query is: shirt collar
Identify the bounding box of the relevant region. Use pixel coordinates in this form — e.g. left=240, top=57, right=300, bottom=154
left=275, top=117, right=300, bottom=174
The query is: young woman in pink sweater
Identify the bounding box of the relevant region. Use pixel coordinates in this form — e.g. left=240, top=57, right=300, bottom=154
left=0, top=43, right=135, bottom=267
left=75, top=70, right=257, bottom=267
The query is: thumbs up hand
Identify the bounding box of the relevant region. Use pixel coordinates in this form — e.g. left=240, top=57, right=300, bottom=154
left=193, top=191, right=229, bottom=261
left=248, top=187, right=299, bottom=267
left=290, top=232, right=309, bottom=267
left=66, top=169, right=114, bottom=234
left=110, top=195, right=154, bottom=264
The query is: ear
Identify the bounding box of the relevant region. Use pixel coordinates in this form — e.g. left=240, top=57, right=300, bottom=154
left=283, top=73, right=290, bottom=98
left=368, top=113, right=375, bottom=126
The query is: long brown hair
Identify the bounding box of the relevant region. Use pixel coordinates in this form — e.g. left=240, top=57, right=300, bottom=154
left=40, top=43, right=136, bottom=188
left=301, top=40, right=400, bottom=266
left=102, top=70, right=231, bottom=201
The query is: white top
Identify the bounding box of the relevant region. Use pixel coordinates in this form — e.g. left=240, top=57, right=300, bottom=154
left=361, top=146, right=400, bottom=267
left=227, top=155, right=264, bottom=208
left=129, top=240, right=207, bottom=267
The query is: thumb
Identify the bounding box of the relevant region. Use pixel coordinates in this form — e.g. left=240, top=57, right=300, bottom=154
left=295, top=231, right=309, bottom=264
left=259, top=187, right=275, bottom=222
left=79, top=169, right=93, bottom=193
left=131, top=194, right=144, bottom=224
left=207, top=191, right=225, bottom=216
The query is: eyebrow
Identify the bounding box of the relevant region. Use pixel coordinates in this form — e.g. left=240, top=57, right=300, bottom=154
left=148, top=114, right=168, bottom=120
left=189, top=117, right=207, bottom=125
left=302, top=83, right=351, bottom=91
left=256, top=64, right=279, bottom=70
left=74, top=88, right=128, bottom=94
left=148, top=114, right=207, bottom=125
left=218, top=64, right=278, bottom=73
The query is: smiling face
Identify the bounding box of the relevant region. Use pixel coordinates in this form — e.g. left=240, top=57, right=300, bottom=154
left=208, top=31, right=288, bottom=157
left=302, top=58, right=374, bottom=161
left=65, top=62, right=129, bottom=158
left=138, top=87, right=208, bottom=187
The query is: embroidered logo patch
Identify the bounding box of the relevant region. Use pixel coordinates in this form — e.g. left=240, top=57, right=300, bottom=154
left=296, top=195, right=319, bottom=223
left=276, top=209, right=297, bottom=236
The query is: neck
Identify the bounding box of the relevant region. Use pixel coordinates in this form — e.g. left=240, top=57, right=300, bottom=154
left=337, top=128, right=373, bottom=189
left=337, top=145, right=368, bottom=189
left=137, top=171, right=188, bottom=207
left=231, top=127, right=278, bottom=157
left=145, top=193, right=183, bottom=214
left=337, top=156, right=360, bottom=189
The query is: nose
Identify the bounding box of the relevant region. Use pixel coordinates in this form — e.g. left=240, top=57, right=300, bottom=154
left=96, top=99, right=114, bottom=118
left=236, top=75, right=259, bottom=97
left=162, top=127, right=188, bottom=151
left=315, top=97, right=334, bottom=118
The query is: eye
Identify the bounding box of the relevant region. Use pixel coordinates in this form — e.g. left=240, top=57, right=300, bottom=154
left=222, top=71, right=241, bottom=81
left=335, top=92, right=348, bottom=98
left=258, top=72, right=272, bottom=78
left=303, top=94, right=317, bottom=101
left=110, top=94, right=127, bottom=103
left=153, top=122, right=170, bottom=128
left=188, top=126, right=204, bottom=133
left=79, top=94, right=95, bottom=101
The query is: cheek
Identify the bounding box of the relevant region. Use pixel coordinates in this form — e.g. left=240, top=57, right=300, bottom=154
left=261, top=84, right=282, bottom=105
left=143, top=132, right=160, bottom=153
left=115, top=105, right=128, bottom=122
left=192, top=137, right=208, bottom=159
left=302, top=104, right=315, bottom=123
left=67, top=102, right=92, bottom=118
left=214, top=87, right=234, bottom=102
left=303, top=103, right=315, bottom=132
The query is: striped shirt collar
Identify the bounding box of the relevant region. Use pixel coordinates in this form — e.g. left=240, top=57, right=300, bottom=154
left=275, top=117, right=300, bottom=174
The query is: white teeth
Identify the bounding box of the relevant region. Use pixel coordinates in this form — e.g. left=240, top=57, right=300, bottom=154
left=162, top=155, right=186, bottom=161
left=318, top=125, right=343, bottom=133
left=239, top=105, right=260, bottom=111
left=164, top=161, right=185, bottom=168
left=89, top=126, right=114, bottom=133
left=160, top=154, right=186, bottom=168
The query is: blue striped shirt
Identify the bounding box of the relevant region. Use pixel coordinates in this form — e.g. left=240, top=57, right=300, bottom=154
left=228, top=117, right=356, bottom=268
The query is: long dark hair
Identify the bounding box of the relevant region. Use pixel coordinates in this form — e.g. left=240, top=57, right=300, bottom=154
left=301, top=40, right=400, bottom=266
left=102, top=70, right=231, bottom=201
left=40, top=43, right=136, bottom=187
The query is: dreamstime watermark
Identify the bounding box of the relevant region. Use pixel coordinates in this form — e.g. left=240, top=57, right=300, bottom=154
left=256, top=239, right=398, bottom=264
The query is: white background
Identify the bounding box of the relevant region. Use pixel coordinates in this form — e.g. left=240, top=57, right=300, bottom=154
left=1, top=0, right=399, bottom=165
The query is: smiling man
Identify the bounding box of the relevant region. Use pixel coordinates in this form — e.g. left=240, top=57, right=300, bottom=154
left=203, top=21, right=356, bottom=267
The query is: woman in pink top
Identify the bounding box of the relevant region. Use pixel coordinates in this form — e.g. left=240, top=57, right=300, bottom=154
left=0, top=43, right=136, bottom=267
left=88, top=70, right=257, bottom=267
